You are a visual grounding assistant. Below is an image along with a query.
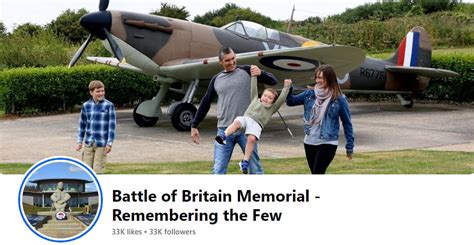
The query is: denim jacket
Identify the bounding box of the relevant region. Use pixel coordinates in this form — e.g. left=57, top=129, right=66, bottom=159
left=286, top=87, right=354, bottom=154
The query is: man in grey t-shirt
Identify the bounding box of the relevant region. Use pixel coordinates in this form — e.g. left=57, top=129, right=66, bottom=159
left=191, top=46, right=277, bottom=174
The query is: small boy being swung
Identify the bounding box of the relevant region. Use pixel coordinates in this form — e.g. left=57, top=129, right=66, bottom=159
left=215, top=77, right=291, bottom=174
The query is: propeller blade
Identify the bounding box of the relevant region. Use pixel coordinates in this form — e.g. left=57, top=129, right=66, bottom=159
left=99, top=0, right=109, bottom=11
left=103, top=28, right=124, bottom=62
left=68, top=34, right=93, bottom=67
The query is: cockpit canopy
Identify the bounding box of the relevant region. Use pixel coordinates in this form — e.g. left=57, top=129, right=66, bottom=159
left=221, top=20, right=281, bottom=41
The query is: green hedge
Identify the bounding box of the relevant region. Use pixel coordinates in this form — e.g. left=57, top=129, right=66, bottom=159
left=0, top=65, right=156, bottom=113
left=424, top=53, right=474, bottom=102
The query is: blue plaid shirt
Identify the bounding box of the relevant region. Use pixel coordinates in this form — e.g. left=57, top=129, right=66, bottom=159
left=77, top=98, right=116, bottom=147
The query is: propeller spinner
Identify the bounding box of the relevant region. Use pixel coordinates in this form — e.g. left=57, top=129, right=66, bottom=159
left=69, top=0, right=124, bottom=67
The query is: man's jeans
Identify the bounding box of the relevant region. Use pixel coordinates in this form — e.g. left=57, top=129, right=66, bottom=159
left=213, top=127, right=263, bottom=174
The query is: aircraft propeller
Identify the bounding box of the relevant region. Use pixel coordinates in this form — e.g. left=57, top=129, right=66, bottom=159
left=68, top=34, right=93, bottom=67
left=69, top=0, right=124, bottom=67
left=99, top=0, right=109, bottom=11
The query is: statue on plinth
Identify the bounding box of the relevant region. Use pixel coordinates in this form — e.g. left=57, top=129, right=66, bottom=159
left=50, top=182, right=71, bottom=213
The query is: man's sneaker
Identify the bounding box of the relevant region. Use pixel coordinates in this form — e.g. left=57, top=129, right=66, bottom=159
left=239, top=160, right=249, bottom=174
left=215, top=134, right=226, bottom=145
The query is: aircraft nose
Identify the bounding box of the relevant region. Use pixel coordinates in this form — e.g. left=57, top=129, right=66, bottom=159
left=80, top=11, right=112, bottom=40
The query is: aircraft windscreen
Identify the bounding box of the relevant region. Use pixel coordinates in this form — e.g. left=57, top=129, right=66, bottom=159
left=223, top=22, right=246, bottom=36
left=240, top=21, right=267, bottom=39
left=223, top=21, right=279, bottom=41
left=266, top=28, right=280, bottom=41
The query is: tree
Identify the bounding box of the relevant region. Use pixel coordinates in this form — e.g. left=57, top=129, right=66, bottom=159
left=193, top=3, right=240, bottom=26
left=0, top=22, right=6, bottom=37
left=299, top=17, right=322, bottom=26
left=210, top=8, right=278, bottom=28
left=328, top=2, right=412, bottom=23
left=48, top=8, right=89, bottom=44
left=417, top=0, right=459, bottom=13
left=12, top=23, right=43, bottom=36
left=193, top=3, right=279, bottom=28
left=150, top=3, right=189, bottom=20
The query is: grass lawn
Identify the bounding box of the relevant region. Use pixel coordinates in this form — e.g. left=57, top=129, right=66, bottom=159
left=1, top=150, right=473, bottom=174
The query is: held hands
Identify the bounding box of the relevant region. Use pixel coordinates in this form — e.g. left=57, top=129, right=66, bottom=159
left=250, top=65, right=261, bottom=76
left=191, top=128, right=201, bottom=144
left=284, top=79, right=292, bottom=87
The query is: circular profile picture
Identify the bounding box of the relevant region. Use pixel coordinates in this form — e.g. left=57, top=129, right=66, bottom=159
left=18, top=156, right=103, bottom=242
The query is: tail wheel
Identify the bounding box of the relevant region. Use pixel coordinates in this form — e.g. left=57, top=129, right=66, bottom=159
left=170, top=103, right=196, bottom=131
left=133, top=101, right=158, bottom=127
left=403, top=96, right=414, bottom=109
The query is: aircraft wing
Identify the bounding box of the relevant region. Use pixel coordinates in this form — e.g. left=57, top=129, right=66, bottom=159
left=158, top=45, right=365, bottom=87
left=385, top=65, right=460, bottom=77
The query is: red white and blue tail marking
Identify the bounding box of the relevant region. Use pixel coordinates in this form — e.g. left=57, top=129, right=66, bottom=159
left=397, top=31, right=420, bottom=67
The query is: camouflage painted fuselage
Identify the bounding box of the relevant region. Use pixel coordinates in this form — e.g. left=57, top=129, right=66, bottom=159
left=106, top=12, right=435, bottom=93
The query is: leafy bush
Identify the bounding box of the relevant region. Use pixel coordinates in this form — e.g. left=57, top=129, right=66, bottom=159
left=424, top=53, right=474, bottom=102
left=0, top=65, right=156, bottom=113
left=296, top=11, right=473, bottom=51
left=328, top=1, right=460, bottom=23
left=0, top=29, right=73, bottom=68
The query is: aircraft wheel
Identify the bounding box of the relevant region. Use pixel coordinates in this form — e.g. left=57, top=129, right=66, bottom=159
left=133, top=102, right=159, bottom=127
left=171, top=103, right=196, bottom=131
left=403, top=97, right=414, bottom=109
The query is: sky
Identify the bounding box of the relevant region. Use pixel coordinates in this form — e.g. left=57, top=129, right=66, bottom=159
left=27, top=161, right=97, bottom=192
left=0, top=0, right=381, bottom=32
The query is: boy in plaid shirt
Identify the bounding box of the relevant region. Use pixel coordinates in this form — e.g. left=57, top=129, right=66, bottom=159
left=75, top=80, right=116, bottom=174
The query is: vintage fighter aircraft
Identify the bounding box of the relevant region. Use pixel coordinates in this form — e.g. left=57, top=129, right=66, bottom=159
left=69, top=0, right=458, bottom=131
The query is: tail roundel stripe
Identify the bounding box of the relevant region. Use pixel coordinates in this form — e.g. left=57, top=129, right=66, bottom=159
left=397, top=37, right=407, bottom=66
left=397, top=31, right=420, bottom=67
left=410, top=32, right=419, bottom=66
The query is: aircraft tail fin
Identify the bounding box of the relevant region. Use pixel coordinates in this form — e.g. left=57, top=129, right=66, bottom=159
left=387, top=26, right=431, bottom=68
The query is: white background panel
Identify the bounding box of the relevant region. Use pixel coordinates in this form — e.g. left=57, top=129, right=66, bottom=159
left=3, top=175, right=473, bottom=244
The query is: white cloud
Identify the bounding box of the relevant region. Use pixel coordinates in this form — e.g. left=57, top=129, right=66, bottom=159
left=68, top=165, right=83, bottom=172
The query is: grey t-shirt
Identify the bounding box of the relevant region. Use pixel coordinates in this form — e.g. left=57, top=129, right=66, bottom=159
left=191, top=65, right=277, bottom=129
left=213, top=68, right=252, bottom=127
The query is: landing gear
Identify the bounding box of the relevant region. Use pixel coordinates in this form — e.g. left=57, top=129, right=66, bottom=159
left=396, top=94, right=414, bottom=108
left=133, top=78, right=199, bottom=131
left=133, top=101, right=158, bottom=127
left=169, top=102, right=197, bottom=131
left=403, top=98, right=413, bottom=108
left=133, top=83, right=169, bottom=127
left=168, top=79, right=200, bottom=131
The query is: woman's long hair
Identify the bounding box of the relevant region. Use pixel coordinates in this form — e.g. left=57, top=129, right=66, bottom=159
left=315, top=65, right=343, bottom=100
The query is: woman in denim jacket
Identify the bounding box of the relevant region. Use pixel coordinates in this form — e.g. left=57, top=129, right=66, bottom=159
left=286, top=65, right=354, bottom=174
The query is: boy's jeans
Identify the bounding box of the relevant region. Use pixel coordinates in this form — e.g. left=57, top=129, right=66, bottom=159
left=213, top=127, right=263, bottom=174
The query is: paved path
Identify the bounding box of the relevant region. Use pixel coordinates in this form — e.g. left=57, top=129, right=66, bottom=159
left=0, top=102, right=473, bottom=163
